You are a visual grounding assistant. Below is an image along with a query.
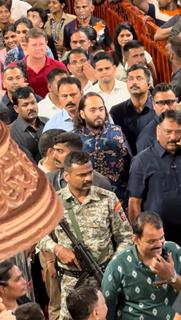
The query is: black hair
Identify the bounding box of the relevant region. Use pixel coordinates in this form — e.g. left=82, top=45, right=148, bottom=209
left=113, top=22, right=137, bottom=66
left=74, top=92, right=107, bottom=130
left=53, top=132, right=83, bottom=150
left=93, top=51, right=114, bottom=65
left=152, top=83, right=175, bottom=97
left=12, top=86, right=35, bottom=105
left=64, top=151, right=90, bottom=171
left=132, top=211, right=163, bottom=238
left=0, top=0, right=10, bottom=10
left=123, top=39, right=144, bottom=55
left=0, top=260, right=14, bottom=286
left=38, top=129, right=66, bottom=157
left=15, top=303, right=45, bottom=320
left=39, top=130, right=83, bottom=157
left=47, top=68, right=67, bottom=84
left=27, top=7, right=48, bottom=26
left=127, top=64, right=151, bottom=83
left=158, top=110, right=181, bottom=125
left=2, top=24, right=15, bottom=37
left=57, top=76, right=81, bottom=92
left=66, top=286, right=98, bottom=320
left=57, top=0, right=67, bottom=9
left=14, top=17, right=33, bottom=31
left=71, top=26, right=90, bottom=40
left=0, top=102, right=12, bottom=124
left=3, top=65, right=24, bottom=76
left=67, top=48, right=89, bottom=64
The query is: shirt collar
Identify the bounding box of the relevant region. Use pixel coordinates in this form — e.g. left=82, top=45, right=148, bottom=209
left=154, top=140, right=168, bottom=157
left=61, top=184, right=101, bottom=203
left=62, top=109, right=73, bottom=121
left=16, top=115, right=42, bottom=131
left=129, top=95, right=153, bottom=111
left=2, top=93, right=12, bottom=106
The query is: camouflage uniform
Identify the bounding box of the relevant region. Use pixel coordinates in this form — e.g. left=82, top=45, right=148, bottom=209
left=39, top=185, right=132, bottom=320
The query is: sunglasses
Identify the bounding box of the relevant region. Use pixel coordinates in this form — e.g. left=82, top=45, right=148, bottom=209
left=154, top=99, right=178, bottom=106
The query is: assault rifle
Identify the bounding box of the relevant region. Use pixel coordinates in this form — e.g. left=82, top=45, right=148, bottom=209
left=60, top=219, right=103, bottom=286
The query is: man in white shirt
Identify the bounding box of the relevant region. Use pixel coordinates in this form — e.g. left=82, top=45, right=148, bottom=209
left=38, top=68, right=67, bottom=119
left=67, top=48, right=95, bottom=92
left=85, top=51, right=130, bottom=112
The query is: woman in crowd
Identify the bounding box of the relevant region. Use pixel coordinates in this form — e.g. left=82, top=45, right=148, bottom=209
left=0, top=260, right=28, bottom=312
left=4, top=17, right=54, bottom=66
left=0, top=24, right=16, bottom=65
left=113, top=22, right=157, bottom=83
left=44, top=0, right=75, bottom=59
left=0, top=0, right=14, bottom=49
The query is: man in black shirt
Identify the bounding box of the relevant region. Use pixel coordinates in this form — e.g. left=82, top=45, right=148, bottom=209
left=2, top=66, right=42, bottom=123
left=10, top=86, right=47, bottom=163
left=136, top=83, right=178, bottom=153
left=128, top=110, right=181, bottom=245
left=110, top=64, right=155, bottom=155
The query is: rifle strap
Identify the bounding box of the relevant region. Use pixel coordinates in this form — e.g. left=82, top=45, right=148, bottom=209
left=64, top=201, right=110, bottom=264
left=64, top=201, right=83, bottom=242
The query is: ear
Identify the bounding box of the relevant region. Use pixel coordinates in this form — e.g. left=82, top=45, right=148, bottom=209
left=39, top=21, right=44, bottom=28
left=92, top=307, right=99, bottom=320
left=80, top=109, right=85, bottom=120
left=64, top=170, right=69, bottom=183
left=47, top=82, right=52, bottom=92
left=91, top=4, right=95, bottom=12
left=132, top=234, right=138, bottom=245
left=13, top=104, right=19, bottom=114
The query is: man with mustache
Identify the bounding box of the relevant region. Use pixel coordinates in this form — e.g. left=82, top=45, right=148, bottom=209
left=74, top=92, right=131, bottom=207
left=39, top=151, right=132, bottom=319
left=43, top=76, right=81, bottom=132
left=136, top=83, right=178, bottom=153
left=102, top=211, right=181, bottom=320
left=128, top=110, right=181, bottom=245
left=110, top=64, right=155, bottom=156
left=10, top=86, right=47, bottom=163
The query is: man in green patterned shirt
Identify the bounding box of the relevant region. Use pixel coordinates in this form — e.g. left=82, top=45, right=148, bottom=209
left=102, top=211, right=181, bottom=320
left=39, top=151, right=132, bottom=319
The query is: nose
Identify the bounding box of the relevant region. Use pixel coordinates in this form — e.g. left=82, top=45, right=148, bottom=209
left=84, top=173, right=92, bottom=182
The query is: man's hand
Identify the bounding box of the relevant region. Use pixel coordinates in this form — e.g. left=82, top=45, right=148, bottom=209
left=54, top=245, right=80, bottom=269
left=83, top=62, right=97, bottom=82
left=150, top=252, right=175, bottom=281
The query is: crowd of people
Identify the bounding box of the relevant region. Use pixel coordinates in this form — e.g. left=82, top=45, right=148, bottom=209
left=0, top=0, right=181, bottom=319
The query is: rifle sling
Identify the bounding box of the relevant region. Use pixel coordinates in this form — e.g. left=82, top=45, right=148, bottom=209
left=64, top=202, right=109, bottom=264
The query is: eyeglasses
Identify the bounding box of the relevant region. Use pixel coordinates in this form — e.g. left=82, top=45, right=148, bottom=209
left=69, top=59, right=87, bottom=66
left=154, top=99, right=178, bottom=106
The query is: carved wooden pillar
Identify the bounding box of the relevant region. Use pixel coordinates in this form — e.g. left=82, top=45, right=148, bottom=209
left=0, top=121, right=63, bottom=260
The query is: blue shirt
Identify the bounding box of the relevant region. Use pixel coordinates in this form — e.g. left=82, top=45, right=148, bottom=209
left=128, top=140, right=181, bottom=245
left=75, top=123, right=131, bottom=202
left=136, top=116, right=159, bottom=153
left=43, top=109, right=73, bottom=132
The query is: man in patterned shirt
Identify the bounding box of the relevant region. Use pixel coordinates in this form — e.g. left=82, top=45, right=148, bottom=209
left=39, top=151, right=132, bottom=319
left=74, top=91, right=131, bottom=208
left=102, top=211, right=181, bottom=320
